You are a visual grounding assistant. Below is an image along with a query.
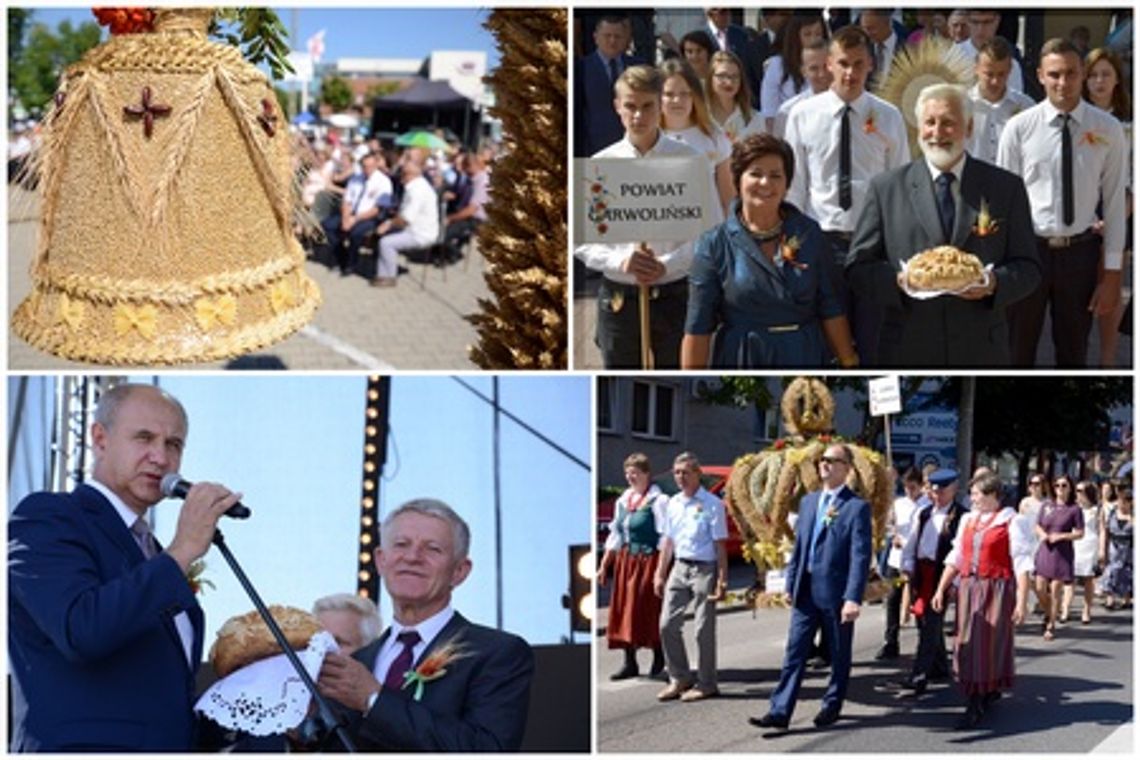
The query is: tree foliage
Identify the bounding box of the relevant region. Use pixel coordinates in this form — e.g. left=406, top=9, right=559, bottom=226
left=366, top=81, right=403, bottom=101
left=320, top=75, right=353, bottom=112
left=9, top=18, right=102, bottom=114
left=210, top=8, right=294, bottom=80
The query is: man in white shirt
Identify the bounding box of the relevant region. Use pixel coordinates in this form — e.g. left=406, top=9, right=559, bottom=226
left=372, top=152, right=440, bottom=287
left=997, top=38, right=1128, bottom=367
left=574, top=65, right=700, bottom=368
left=784, top=25, right=909, bottom=365
left=957, top=10, right=1024, bottom=93
left=877, top=466, right=922, bottom=660
left=773, top=39, right=832, bottom=139
left=654, top=452, right=728, bottom=703
left=322, top=151, right=394, bottom=277
left=966, top=37, right=1035, bottom=165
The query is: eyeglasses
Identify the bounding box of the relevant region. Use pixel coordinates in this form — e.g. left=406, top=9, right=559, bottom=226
left=820, top=456, right=849, bottom=465
left=1054, top=482, right=1070, bottom=488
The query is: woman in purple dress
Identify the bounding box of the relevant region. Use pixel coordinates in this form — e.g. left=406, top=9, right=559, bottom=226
left=1034, top=475, right=1085, bottom=641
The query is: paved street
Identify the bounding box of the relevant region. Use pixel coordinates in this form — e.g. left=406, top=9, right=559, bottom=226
left=7, top=187, right=488, bottom=370
left=597, top=594, right=1133, bottom=753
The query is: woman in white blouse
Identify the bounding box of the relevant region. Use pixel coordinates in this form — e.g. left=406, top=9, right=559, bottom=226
left=759, top=14, right=826, bottom=133
left=706, top=51, right=764, bottom=144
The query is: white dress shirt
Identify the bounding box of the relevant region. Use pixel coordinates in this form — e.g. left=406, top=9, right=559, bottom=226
left=759, top=55, right=809, bottom=120
left=344, top=169, right=393, bottom=215
left=716, top=107, right=765, bottom=144
left=887, top=495, right=919, bottom=570
left=997, top=98, right=1127, bottom=269
left=371, top=605, right=455, bottom=683
left=900, top=501, right=954, bottom=574
left=784, top=88, right=910, bottom=232
left=662, top=487, right=728, bottom=563
left=957, top=38, right=1024, bottom=92
left=88, top=479, right=195, bottom=667
left=574, top=131, right=699, bottom=284
left=773, top=89, right=812, bottom=139
left=966, top=83, right=1035, bottom=165
left=663, top=124, right=733, bottom=228
left=398, top=174, right=441, bottom=245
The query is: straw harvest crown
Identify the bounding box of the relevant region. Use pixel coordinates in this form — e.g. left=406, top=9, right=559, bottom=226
left=12, top=8, right=320, bottom=365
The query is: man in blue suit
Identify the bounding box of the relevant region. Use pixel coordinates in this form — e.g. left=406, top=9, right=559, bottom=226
left=750, top=443, right=872, bottom=733
left=317, top=499, right=534, bottom=751
left=574, top=14, right=642, bottom=157
left=8, top=383, right=242, bottom=751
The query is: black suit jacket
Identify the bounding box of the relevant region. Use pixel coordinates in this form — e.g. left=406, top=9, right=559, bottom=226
left=345, top=612, right=534, bottom=751
left=846, top=154, right=1041, bottom=367
left=574, top=52, right=641, bottom=157
left=8, top=484, right=205, bottom=751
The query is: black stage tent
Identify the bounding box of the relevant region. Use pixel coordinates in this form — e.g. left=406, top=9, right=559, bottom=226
left=371, top=77, right=479, bottom=148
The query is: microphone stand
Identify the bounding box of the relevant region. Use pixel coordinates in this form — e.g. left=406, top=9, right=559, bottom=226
left=212, top=528, right=357, bottom=753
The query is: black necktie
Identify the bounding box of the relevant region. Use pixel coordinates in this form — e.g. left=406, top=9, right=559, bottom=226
left=608, top=56, right=619, bottom=85
left=1061, top=113, right=1074, bottom=226
left=839, top=105, right=852, bottom=211
left=383, top=630, right=421, bottom=692
left=935, top=172, right=955, bottom=242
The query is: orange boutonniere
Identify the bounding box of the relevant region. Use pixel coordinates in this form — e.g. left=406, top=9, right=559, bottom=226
left=863, top=110, right=877, bottom=135
left=1080, top=130, right=1110, bottom=147
left=780, top=235, right=808, bottom=270
left=822, top=504, right=840, bottom=527
left=186, top=560, right=214, bottom=595
left=402, top=639, right=466, bottom=701
left=971, top=197, right=1000, bottom=237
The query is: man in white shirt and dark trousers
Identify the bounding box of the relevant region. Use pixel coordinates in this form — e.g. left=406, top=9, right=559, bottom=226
left=574, top=65, right=700, bottom=368
left=322, top=151, right=393, bottom=277
left=784, top=26, right=909, bottom=366
left=654, top=452, right=728, bottom=703
left=966, top=37, right=1035, bottom=165
left=877, top=466, right=922, bottom=660
left=997, top=38, right=1127, bottom=367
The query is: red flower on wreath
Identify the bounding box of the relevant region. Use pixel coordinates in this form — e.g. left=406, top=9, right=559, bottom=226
left=773, top=439, right=786, bottom=450
left=93, top=8, right=155, bottom=35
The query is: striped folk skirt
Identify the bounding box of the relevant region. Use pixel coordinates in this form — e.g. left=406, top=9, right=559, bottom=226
left=607, top=548, right=662, bottom=649
left=954, top=574, right=1016, bottom=696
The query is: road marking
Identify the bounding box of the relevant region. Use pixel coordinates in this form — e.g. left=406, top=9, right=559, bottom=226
left=1091, top=721, right=1132, bottom=754
left=598, top=679, right=658, bottom=692
left=298, top=325, right=396, bottom=370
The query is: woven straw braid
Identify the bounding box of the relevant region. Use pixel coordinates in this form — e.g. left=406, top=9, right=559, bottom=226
left=85, top=76, right=147, bottom=219
left=74, top=31, right=261, bottom=81
left=12, top=272, right=320, bottom=366
left=149, top=69, right=215, bottom=227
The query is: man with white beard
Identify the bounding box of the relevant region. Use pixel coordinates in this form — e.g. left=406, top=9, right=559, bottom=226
left=845, top=84, right=1040, bottom=367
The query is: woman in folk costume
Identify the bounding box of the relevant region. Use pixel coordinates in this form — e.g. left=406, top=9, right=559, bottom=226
left=932, top=471, right=1031, bottom=729
left=597, top=453, right=669, bottom=680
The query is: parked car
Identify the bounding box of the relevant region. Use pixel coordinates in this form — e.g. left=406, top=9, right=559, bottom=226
left=596, top=465, right=743, bottom=559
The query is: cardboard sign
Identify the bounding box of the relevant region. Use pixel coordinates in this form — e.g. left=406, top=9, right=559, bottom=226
left=574, top=156, right=711, bottom=244
left=869, top=375, right=903, bottom=416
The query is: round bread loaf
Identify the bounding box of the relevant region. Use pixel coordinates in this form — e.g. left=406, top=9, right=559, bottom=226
left=210, top=605, right=324, bottom=678
left=906, top=246, right=985, bottom=291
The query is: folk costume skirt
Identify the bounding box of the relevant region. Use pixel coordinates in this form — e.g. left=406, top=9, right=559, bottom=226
left=954, top=574, right=1016, bottom=696
left=607, top=548, right=662, bottom=649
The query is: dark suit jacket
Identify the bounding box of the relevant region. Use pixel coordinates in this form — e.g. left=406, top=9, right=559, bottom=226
left=8, top=484, right=205, bottom=751
left=785, top=486, right=872, bottom=611
left=574, top=51, right=641, bottom=157
left=345, top=612, right=534, bottom=751
left=846, top=155, right=1041, bottom=367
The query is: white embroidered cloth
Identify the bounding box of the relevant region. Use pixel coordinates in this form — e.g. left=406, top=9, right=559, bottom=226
left=195, top=631, right=337, bottom=736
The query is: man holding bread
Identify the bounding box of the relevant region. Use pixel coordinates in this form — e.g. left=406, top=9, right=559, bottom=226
left=8, top=383, right=241, bottom=751
left=846, top=83, right=1040, bottom=367
left=317, top=499, right=534, bottom=751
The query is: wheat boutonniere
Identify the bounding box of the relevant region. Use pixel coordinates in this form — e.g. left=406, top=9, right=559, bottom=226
left=186, top=560, right=214, bottom=595
left=780, top=235, right=808, bottom=270
left=402, top=638, right=466, bottom=701
left=971, top=197, right=1000, bottom=237
left=1080, top=130, right=1109, bottom=147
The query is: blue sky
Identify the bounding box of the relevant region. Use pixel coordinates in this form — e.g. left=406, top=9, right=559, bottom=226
left=18, top=6, right=501, bottom=69
left=7, top=375, right=591, bottom=647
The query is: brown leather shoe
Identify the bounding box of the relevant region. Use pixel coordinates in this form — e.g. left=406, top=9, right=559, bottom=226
left=370, top=277, right=397, bottom=288
left=657, top=681, right=692, bottom=701
left=680, top=685, right=719, bottom=702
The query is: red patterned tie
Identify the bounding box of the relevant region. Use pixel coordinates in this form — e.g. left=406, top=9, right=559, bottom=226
left=383, top=630, right=421, bottom=692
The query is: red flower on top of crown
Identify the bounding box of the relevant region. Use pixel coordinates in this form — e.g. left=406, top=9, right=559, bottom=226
left=92, top=8, right=155, bottom=35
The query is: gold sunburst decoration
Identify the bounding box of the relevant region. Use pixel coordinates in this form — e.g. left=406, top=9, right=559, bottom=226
left=877, top=37, right=974, bottom=159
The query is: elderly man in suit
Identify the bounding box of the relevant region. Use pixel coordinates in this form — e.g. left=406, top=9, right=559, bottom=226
left=750, top=444, right=872, bottom=733
left=8, top=383, right=240, bottom=751
left=318, top=499, right=534, bottom=751
left=846, top=83, right=1040, bottom=367
left=574, top=14, right=641, bottom=157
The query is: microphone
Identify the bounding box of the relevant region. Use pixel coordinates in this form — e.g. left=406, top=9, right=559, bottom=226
left=161, top=473, right=252, bottom=519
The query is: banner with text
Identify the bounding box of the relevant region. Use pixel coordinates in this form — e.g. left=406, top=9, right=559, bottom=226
left=574, top=156, right=711, bottom=244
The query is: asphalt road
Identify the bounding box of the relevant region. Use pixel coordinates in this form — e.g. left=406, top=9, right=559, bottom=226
left=597, top=596, right=1133, bottom=753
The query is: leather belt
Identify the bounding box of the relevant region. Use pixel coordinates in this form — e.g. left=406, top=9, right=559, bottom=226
left=767, top=324, right=801, bottom=333
left=1037, top=229, right=1099, bottom=249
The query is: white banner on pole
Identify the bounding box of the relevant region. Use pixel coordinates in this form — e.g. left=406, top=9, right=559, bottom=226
left=574, top=156, right=711, bottom=244
left=869, top=375, right=902, bottom=417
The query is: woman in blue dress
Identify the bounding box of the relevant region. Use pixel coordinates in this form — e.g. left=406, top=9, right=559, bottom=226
left=681, top=133, right=858, bottom=368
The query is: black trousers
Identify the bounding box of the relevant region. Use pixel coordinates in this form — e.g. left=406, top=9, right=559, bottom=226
left=1009, top=234, right=1101, bottom=367
left=825, top=232, right=881, bottom=366
left=910, top=600, right=948, bottom=681
left=595, top=278, right=687, bottom=369
left=883, top=567, right=903, bottom=647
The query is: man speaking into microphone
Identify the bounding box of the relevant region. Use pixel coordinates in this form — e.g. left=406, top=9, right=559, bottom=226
left=8, top=383, right=242, bottom=752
